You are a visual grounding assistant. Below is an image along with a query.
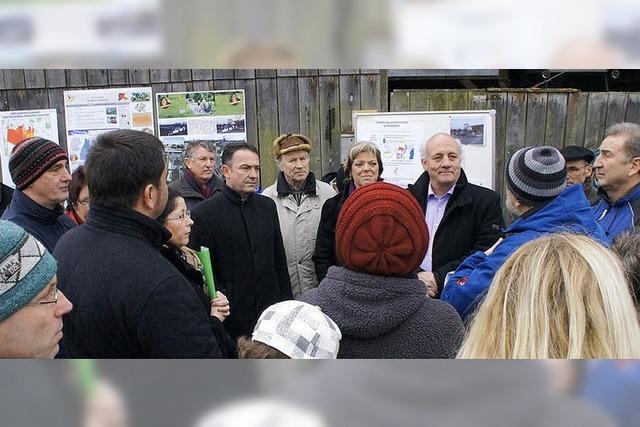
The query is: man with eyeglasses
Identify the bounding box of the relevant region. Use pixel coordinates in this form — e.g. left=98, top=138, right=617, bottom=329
left=1, top=137, right=76, bottom=252
left=170, top=140, right=223, bottom=210
left=560, top=145, right=598, bottom=205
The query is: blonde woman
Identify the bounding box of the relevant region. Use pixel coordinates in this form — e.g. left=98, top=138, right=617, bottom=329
left=458, top=233, right=640, bottom=359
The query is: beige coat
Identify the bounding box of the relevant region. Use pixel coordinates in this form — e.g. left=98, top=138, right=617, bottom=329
left=263, top=179, right=336, bottom=298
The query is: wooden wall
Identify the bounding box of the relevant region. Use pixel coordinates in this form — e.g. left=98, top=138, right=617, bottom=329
left=390, top=88, right=640, bottom=220
left=0, top=69, right=386, bottom=186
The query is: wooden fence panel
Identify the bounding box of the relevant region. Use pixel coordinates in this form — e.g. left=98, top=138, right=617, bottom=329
left=319, top=75, right=340, bottom=175
left=524, top=91, right=547, bottom=147
left=339, top=74, right=360, bottom=133
left=298, top=76, right=322, bottom=176
left=277, top=77, right=300, bottom=134
left=584, top=92, right=608, bottom=151
left=605, top=92, right=628, bottom=129
left=256, top=77, right=280, bottom=186
left=564, top=92, right=589, bottom=147
left=544, top=93, right=568, bottom=149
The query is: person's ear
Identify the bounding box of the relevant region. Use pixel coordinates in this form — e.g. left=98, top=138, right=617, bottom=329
left=628, top=157, right=640, bottom=176
left=221, top=164, right=231, bottom=179
left=585, top=164, right=593, bottom=178
left=141, top=183, right=158, bottom=211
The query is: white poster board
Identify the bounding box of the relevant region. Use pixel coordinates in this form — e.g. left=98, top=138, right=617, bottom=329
left=0, top=109, right=59, bottom=188
left=354, top=110, right=496, bottom=189
left=155, top=89, right=246, bottom=182
left=64, top=87, right=155, bottom=172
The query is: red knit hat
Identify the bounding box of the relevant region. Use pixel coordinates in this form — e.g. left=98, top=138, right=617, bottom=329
left=336, top=182, right=428, bottom=277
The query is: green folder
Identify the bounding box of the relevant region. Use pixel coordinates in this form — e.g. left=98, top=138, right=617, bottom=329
left=197, top=246, right=217, bottom=300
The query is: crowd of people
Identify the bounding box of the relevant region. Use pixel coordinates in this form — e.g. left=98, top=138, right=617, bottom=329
left=2, top=121, right=640, bottom=359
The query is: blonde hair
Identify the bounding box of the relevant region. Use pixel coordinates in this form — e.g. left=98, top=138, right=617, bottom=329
left=457, top=233, right=640, bottom=359
left=344, top=141, right=383, bottom=179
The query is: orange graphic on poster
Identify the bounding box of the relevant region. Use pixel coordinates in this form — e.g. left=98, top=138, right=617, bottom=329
left=6, top=125, right=35, bottom=145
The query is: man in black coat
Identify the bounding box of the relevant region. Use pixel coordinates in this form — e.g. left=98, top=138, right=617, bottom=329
left=408, top=133, right=504, bottom=297
left=55, top=130, right=228, bottom=358
left=190, top=142, right=293, bottom=339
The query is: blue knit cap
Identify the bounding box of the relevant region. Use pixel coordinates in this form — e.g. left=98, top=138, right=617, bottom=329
left=0, top=220, right=57, bottom=321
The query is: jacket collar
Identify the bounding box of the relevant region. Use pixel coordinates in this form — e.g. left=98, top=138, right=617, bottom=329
left=86, top=203, right=171, bottom=248
left=222, top=184, right=254, bottom=205
left=276, top=171, right=318, bottom=197
left=11, top=190, right=65, bottom=224
left=409, top=169, right=472, bottom=213
left=597, top=181, right=640, bottom=206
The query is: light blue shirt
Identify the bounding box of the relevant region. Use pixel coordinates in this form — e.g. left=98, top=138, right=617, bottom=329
left=420, top=184, right=455, bottom=271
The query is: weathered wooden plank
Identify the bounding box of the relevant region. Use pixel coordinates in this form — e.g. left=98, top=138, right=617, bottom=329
left=339, top=74, right=360, bottom=133
left=524, top=92, right=547, bottom=147
left=0, top=90, right=8, bottom=111
left=379, top=70, right=389, bottom=113
left=4, top=70, right=25, bottom=89
left=276, top=69, right=297, bottom=77
left=469, top=90, right=487, bottom=110
left=450, top=90, right=469, bottom=110
left=625, top=93, right=640, bottom=124
left=45, top=70, right=66, bottom=88
left=192, top=80, right=214, bottom=92
left=214, top=69, right=235, bottom=80
left=298, top=69, right=318, bottom=77
left=235, top=69, right=256, bottom=79
left=24, top=70, right=46, bottom=89
left=191, top=69, right=213, bottom=81
left=212, top=80, right=235, bottom=91
left=277, top=77, right=300, bottom=134
left=487, top=91, right=508, bottom=200
left=544, top=93, right=568, bottom=149
left=298, top=76, right=322, bottom=176
left=505, top=92, right=527, bottom=165
left=255, top=69, right=277, bottom=78
left=170, top=82, right=192, bottom=92
left=65, top=69, right=87, bottom=87
left=149, top=69, right=171, bottom=83
left=129, top=69, right=150, bottom=84
left=170, top=69, right=192, bottom=82
left=409, top=91, right=429, bottom=112
left=87, top=69, right=108, bottom=86
left=360, top=73, right=381, bottom=111
left=605, top=92, right=628, bottom=129
left=256, top=77, right=280, bottom=185
left=150, top=83, right=171, bottom=96
left=584, top=92, right=608, bottom=151
left=108, top=69, right=129, bottom=86
left=319, top=75, right=340, bottom=175
left=564, top=92, right=589, bottom=147
left=48, top=89, right=66, bottom=148
left=0, top=71, right=5, bottom=90
left=340, top=69, right=359, bottom=75
left=430, top=90, right=450, bottom=111
left=6, top=90, right=30, bottom=110
left=319, top=69, right=339, bottom=75
left=389, top=90, right=409, bottom=112
left=360, top=69, right=379, bottom=75
left=235, top=78, right=258, bottom=145
left=26, top=89, right=50, bottom=110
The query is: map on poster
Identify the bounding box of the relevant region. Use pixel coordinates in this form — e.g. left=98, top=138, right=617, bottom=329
left=64, top=87, right=154, bottom=172
left=155, top=90, right=246, bottom=182
left=0, top=109, right=59, bottom=188
left=354, top=110, right=496, bottom=189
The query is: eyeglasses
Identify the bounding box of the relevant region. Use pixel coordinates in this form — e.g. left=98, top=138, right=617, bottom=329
left=27, top=287, right=59, bottom=306
left=166, top=209, right=191, bottom=221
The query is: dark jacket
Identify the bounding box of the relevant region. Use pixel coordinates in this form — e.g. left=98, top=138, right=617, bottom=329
left=300, top=266, right=464, bottom=359
left=169, top=174, right=223, bottom=211
left=592, top=182, right=640, bottom=239
left=442, top=185, right=608, bottom=321
left=1, top=189, right=75, bottom=252
left=407, top=170, right=504, bottom=293
left=189, top=185, right=293, bottom=339
left=0, top=183, right=13, bottom=217
left=312, top=183, right=350, bottom=281
left=159, top=245, right=237, bottom=358
left=54, top=204, right=227, bottom=358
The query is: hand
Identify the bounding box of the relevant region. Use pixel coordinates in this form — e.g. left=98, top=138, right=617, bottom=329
left=417, top=271, right=438, bottom=298
left=484, top=237, right=504, bottom=256
left=210, top=291, right=230, bottom=322
left=83, top=380, right=127, bottom=427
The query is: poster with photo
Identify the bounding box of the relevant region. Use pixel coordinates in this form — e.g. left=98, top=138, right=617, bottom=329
left=0, top=109, right=59, bottom=188
left=64, top=87, right=154, bottom=172
left=155, top=90, right=246, bottom=182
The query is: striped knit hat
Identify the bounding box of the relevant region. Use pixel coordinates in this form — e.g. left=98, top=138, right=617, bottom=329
left=0, top=220, right=56, bottom=321
left=507, top=146, right=567, bottom=202
left=9, top=137, right=68, bottom=190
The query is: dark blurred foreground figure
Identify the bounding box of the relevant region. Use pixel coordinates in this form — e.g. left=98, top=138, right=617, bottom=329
left=55, top=130, right=229, bottom=357
left=195, top=362, right=614, bottom=427
left=0, top=182, right=13, bottom=216
left=612, top=229, right=640, bottom=309
left=302, top=182, right=464, bottom=358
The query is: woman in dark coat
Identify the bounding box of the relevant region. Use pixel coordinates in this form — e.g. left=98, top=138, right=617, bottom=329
left=312, top=142, right=384, bottom=282
left=158, top=188, right=237, bottom=357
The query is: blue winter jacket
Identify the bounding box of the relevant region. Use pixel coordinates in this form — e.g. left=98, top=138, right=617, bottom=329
left=441, top=185, right=608, bottom=321
left=592, top=183, right=640, bottom=240
left=1, top=189, right=75, bottom=252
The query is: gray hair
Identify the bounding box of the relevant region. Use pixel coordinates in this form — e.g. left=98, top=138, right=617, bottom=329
left=604, top=122, right=640, bottom=162
left=420, top=132, right=463, bottom=160
left=185, top=140, right=217, bottom=159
